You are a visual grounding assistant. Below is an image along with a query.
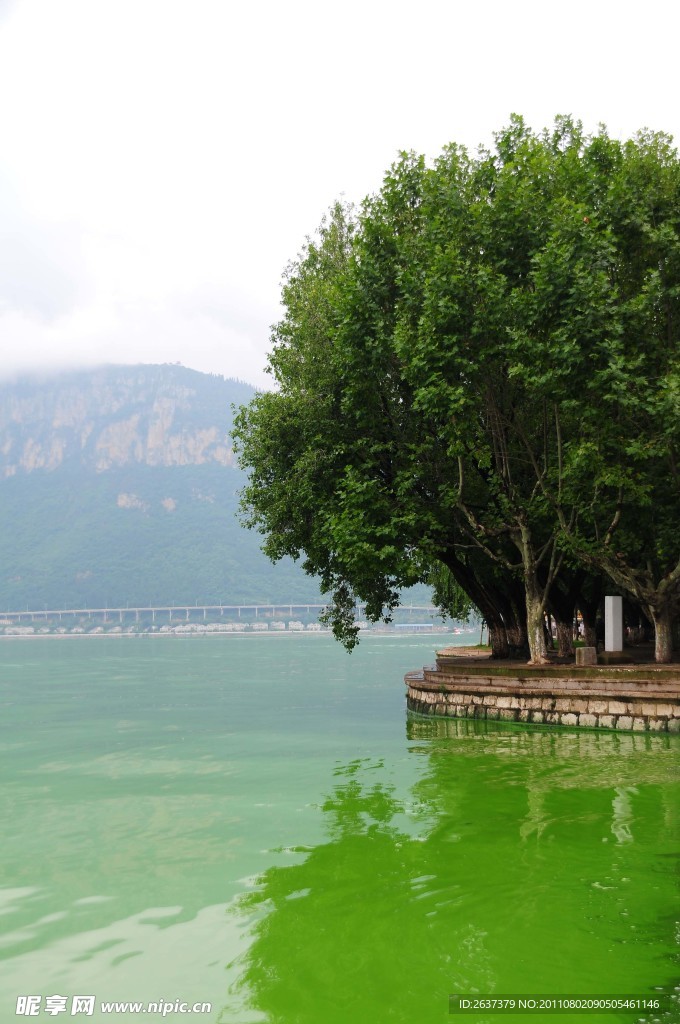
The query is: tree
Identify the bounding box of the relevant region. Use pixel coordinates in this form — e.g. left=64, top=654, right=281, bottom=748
left=233, top=118, right=680, bottom=662
left=543, top=131, right=680, bottom=661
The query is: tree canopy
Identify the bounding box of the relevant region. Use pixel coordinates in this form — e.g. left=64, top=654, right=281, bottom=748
left=233, top=116, right=680, bottom=663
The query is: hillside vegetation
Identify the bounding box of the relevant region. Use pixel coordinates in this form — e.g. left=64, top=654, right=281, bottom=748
left=0, top=365, right=326, bottom=610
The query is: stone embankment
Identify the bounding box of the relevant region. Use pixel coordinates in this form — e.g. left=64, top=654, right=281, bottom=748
left=406, top=650, right=680, bottom=732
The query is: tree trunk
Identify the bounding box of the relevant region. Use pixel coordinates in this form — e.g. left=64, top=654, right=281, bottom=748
left=488, top=620, right=510, bottom=659
left=555, top=618, right=574, bottom=657
left=651, top=604, right=675, bottom=663
left=546, top=615, right=556, bottom=651
left=582, top=621, right=596, bottom=648
left=438, top=549, right=514, bottom=659
left=576, top=579, right=603, bottom=652
left=506, top=619, right=529, bottom=658
left=525, top=583, right=550, bottom=664
left=517, top=522, right=550, bottom=665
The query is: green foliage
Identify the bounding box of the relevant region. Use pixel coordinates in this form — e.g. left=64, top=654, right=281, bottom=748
left=234, top=119, right=680, bottom=658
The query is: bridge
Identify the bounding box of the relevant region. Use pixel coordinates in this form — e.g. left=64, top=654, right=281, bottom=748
left=0, top=603, right=443, bottom=625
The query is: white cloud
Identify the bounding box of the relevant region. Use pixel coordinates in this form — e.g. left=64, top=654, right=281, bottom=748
left=0, top=0, right=677, bottom=386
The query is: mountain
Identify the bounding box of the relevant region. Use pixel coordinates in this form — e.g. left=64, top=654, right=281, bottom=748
left=0, top=364, right=253, bottom=476
left=0, top=364, right=327, bottom=610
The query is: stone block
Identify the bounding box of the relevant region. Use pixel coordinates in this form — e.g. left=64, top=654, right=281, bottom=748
left=472, top=695, right=483, bottom=705
left=608, top=700, right=627, bottom=715
left=667, top=718, right=680, bottom=734
left=466, top=706, right=476, bottom=718
left=483, top=695, right=497, bottom=707
left=588, top=700, right=608, bottom=714
left=456, top=705, right=467, bottom=718
left=655, top=704, right=673, bottom=717
left=576, top=646, right=597, bottom=666
left=616, top=716, right=633, bottom=731
left=518, top=709, right=530, bottom=722
left=531, top=711, right=544, bottom=724
left=486, top=707, right=500, bottom=720
left=648, top=718, right=666, bottom=732
left=435, top=704, right=446, bottom=716
left=672, top=705, right=680, bottom=717
left=555, top=698, right=572, bottom=712
left=499, top=708, right=517, bottom=721
left=545, top=712, right=559, bottom=724
left=641, top=703, right=658, bottom=717
left=496, top=695, right=513, bottom=709
left=542, top=698, right=556, bottom=710
left=599, top=715, right=615, bottom=730
left=528, top=697, right=543, bottom=710
left=628, top=702, right=644, bottom=716
left=572, top=699, right=589, bottom=713
left=580, top=714, right=597, bottom=728
left=560, top=713, right=578, bottom=727
left=632, top=717, right=647, bottom=732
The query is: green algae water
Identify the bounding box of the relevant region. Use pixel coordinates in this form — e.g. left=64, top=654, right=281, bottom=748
left=0, top=635, right=677, bottom=1024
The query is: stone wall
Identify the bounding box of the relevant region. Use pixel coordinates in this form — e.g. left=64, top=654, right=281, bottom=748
left=405, top=663, right=680, bottom=733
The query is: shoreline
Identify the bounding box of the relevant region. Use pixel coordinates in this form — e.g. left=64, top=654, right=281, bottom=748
left=0, top=628, right=475, bottom=642
left=406, top=648, right=680, bottom=733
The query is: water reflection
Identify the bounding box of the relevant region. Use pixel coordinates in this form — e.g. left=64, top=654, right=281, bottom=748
left=611, top=788, right=638, bottom=845
left=223, top=724, right=679, bottom=1024
left=224, top=759, right=493, bottom=1023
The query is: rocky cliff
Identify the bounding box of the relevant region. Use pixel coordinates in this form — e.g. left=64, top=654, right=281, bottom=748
left=0, top=364, right=254, bottom=476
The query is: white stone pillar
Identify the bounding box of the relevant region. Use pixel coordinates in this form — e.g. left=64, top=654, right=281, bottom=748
left=605, top=595, right=623, bottom=652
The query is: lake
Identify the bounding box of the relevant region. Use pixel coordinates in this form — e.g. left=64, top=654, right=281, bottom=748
left=0, top=634, right=677, bottom=1023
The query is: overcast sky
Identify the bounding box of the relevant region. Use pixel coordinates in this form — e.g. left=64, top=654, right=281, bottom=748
left=0, top=0, right=678, bottom=389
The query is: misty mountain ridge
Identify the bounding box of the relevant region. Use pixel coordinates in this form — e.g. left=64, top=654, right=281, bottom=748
left=0, top=363, right=256, bottom=477
left=0, top=364, right=329, bottom=610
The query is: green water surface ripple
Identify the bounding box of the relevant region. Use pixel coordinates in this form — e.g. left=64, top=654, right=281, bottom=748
left=0, top=635, right=677, bottom=1023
